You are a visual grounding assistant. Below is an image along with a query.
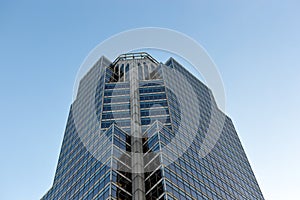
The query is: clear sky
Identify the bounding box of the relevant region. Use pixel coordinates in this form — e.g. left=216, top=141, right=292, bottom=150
left=0, top=1, right=299, bottom=199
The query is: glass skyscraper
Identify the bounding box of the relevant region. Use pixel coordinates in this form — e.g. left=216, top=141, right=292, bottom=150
left=42, top=52, right=264, bottom=200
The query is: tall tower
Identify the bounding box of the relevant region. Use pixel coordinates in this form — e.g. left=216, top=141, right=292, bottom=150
left=42, top=53, right=264, bottom=200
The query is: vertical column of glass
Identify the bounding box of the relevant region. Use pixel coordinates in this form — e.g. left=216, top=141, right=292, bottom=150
left=130, top=60, right=146, bottom=200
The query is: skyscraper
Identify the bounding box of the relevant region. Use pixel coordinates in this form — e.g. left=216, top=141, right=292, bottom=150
left=42, top=52, right=264, bottom=200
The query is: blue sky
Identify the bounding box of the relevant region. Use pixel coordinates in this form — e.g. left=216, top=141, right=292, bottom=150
left=0, top=1, right=299, bottom=199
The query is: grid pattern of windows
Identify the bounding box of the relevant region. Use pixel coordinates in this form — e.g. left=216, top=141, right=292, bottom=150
left=159, top=58, right=264, bottom=200
left=101, top=82, right=131, bottom=133
left=139, top=80, right=172, bottom=133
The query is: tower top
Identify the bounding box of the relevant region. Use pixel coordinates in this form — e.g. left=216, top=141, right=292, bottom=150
left=112, top=52, right=159, bottom=66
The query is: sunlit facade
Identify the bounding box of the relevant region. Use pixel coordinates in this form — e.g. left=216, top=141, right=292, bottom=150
left=42, top=53, right=264, bottom=200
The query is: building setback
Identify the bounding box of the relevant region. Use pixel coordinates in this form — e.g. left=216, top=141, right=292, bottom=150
left=42, top=52, right=264, bottom=200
